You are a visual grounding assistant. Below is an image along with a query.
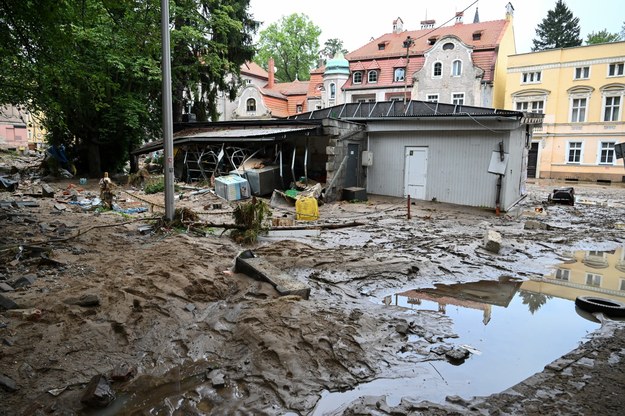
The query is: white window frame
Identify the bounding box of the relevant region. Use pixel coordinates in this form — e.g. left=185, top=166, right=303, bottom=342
left=329, top=82, right=336, bottom=99
left=521, top=71, right=542, bottom=84
left=367, top=70, right=378, bottom=84
left=451, top=92, right=465, bottom=105
left=574, top=66, right=590, bottom=80
left=452, top=60, right=462, bottom=77
left=394, top=68, right=405, bottom=82
left=620, top=278, right=625, bottom=291
left=426, top=94, right=439, bottom=102
left=570, top=97, right=587, bottom=122
left=433, top=62, right=442, bottom=78
left=608, top=62, right=624, bottom=77
left=602, top=94, right=622, bottom=122
left=246, top=98, right=256, bottom=112
left=598, top=141, right=616, bottom=165
left=555, top=268, right=570, bottom=281
left=585, top=273, right=602, bottom=287
left=296, top=104, right=303, bottom=113
left=516, top=100, right=544, bottom=113
left=353, top=71, right=362, bottom=84
left=567, top=141, right=583, bottom=164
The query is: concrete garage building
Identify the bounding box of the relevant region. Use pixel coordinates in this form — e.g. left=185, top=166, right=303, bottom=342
left=291, top=100, right=543, bottom=212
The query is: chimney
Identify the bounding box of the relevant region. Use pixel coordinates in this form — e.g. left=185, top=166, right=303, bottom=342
left=420, top=19, right=435, bottom=30
left=267, top=57, right=275, bottom=88
left=455, top=11, right=463, bottom=25
left=393, top=17, right=404, bottom=34
left=505, top=2, right=515, bottom=20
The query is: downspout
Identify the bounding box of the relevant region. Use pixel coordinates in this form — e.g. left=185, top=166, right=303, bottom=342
left=495, top=141, right=505, bottom=216
left=304, top=137, right=309, bottom=185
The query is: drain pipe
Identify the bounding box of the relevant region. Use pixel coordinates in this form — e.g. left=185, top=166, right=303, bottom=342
left=495, top=175, right=502, bottom=216
left=304, top=138, right=309, bottom=186
left=291, top=147, right=297, bottom=184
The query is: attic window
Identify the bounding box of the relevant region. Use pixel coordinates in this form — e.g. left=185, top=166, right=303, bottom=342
left=428, top=37, right=438, bottom=45
left=378, top=42, right=387, bottom=50
left=442, top=42, right=454, bottom=50
left=472, top=31, right=482, bottom=41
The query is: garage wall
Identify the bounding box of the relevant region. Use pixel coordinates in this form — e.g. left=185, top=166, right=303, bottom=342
left=366, top=119, right=521, bottom=209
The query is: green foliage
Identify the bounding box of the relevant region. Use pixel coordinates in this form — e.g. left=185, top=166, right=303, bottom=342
left=231, top=198, right=271, bottom=244
left=320, top=38, right=348, bottom=60
left=585, top=29, right=622, bottom=45
left=255, top=13, right=321, bottom=82
left=532, top=0, right=582, bottom=51
left=0, top=0, right=258, bottom=176
left=144, top=177, right=165, bottom=194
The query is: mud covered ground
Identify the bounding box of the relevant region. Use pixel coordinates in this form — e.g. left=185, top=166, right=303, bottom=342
left=1, top=159, right=625, bottom=415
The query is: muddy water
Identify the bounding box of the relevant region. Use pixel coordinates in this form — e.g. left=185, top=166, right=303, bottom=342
left=313, top=278, right=601, bottom=415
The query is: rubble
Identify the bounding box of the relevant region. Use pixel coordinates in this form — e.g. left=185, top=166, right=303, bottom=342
left=80, top=374, right=115, bottom=408
left=483, top=229, right=502, bottom=254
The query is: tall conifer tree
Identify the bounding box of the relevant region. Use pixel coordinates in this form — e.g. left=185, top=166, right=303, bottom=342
left=532, top=0, right=582, bottom=51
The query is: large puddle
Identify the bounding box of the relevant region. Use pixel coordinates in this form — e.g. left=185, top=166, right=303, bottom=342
left=313, top=262, right=623, bottom=415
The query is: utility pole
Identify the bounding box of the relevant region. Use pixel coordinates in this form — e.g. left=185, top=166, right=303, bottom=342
left=402, top=36, right=414, bottom=108
left=161, top=0, right=175, bottom=220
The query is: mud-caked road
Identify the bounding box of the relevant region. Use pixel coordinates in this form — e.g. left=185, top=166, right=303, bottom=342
left=1, top=172, right=624, bottom=415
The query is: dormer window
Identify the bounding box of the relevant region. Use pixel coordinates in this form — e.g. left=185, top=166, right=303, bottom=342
left=353, top=71, right=362, bottom=84
left=368, top=70, right=378, bottom=83
left=378, top=42, right=387, bottom=51
left=394, top=68, right=405, bottom=82
left=246, top=98, right=256, bottom=112
left=296, top=104, right=303, bottom=113
left=428, top=37, right=438, bottom=45
left=472, top=31, right=482, bottom=41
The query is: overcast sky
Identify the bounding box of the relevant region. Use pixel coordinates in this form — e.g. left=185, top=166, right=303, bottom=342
left=248, top=0, right=624, bottom=55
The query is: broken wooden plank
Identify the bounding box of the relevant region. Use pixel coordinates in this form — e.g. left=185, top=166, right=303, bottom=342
left=235, top=250, right=310, bottom=299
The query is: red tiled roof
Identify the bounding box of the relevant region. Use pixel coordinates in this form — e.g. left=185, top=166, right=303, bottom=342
left=263, top=95, right=289, bottom=118
left=346, top=19, right=510, bottom=60
left=343, top=19, right=509, bottom=87
left=307, top=71, right=324, bottom=98
left=241, top=61, right=268, bottom=80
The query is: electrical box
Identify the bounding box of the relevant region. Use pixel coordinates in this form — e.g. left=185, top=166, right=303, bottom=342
left=362, top=151, right=373, bottom=166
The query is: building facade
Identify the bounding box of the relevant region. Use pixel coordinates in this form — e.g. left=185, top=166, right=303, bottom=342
left=342, top=3, right=516, bottom=108
left=0, top=105, right=28, bottom=150
left=506, top=42, right=625, bottom=181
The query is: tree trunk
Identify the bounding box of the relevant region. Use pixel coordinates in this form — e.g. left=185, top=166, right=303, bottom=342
left=87, top=141, right=102, bottom=178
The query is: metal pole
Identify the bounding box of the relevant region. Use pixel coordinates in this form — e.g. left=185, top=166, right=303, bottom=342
left=161, top=0, right=175, bottom=220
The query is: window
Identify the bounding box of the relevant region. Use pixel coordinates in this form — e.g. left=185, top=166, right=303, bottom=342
left=574, top=66, right=590, bottom=79
left=246, top=98, right=256, bottom=112
left=570, top=98, right=587, bottom=122
left=329, top=82, right=336, bottom=99
left=394, top=68, right=405, bottom=82
left=378, top=42, right=386, bottom=50
left=608, top=62, right=624, bottom=77
left=555, top=269, right=570, bottom=281
left=452, top=93, right=465, bottom=105
left=522, top=71, right=542, bottom=84
left=472, top=31, right=482, bottom=41
left=604, top=95, right=621, bottom=121
left=585, top=273, right=602, bottom=287
left=620, top=279, right=625, bottom=291
left=433, top=62, right=442, bottom=78
left=426, top=94, right=439, bottom=102
left=296, top=104, right=303, bottom=113
left=442, top=42, right=455, bottom=50
left=599, top=142, right=615, bottom=164
left=428, top=37, right=437, bottom=45
left=368, top=70, right=378, bottom=83
left=516, top=100, right=544, bottom=113
left=353, top=72, right=362, bottom=84
left=244, top=79, right=252, bottom=85
left=452, top=60, right=462, bottom=77
left=567, top=141, right=582, bottom=163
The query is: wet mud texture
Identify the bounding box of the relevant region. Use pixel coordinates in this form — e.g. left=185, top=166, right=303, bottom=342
left=1, top=176, right=625, bottom=415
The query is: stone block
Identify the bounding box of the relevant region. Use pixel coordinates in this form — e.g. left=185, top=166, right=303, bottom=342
left=483, top=230, right=502, bottom=254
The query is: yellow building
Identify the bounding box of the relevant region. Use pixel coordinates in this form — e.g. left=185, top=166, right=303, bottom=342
left=505, top=42, right=625, bottom=181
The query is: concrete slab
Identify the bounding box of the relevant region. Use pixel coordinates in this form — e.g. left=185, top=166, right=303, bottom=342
left=235, top=251, right=310, bottom=299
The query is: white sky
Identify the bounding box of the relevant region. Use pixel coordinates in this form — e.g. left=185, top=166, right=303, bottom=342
left=248, top=0, right=624, bottom=54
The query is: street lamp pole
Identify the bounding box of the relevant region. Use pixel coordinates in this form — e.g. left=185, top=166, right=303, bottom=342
left=403, top=36, right=414, bottom=108
left=161, top=0, right=175, bottom=220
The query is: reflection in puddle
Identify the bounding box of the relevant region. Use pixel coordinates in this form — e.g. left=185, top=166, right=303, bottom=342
left=313, top=275, right=604, bottom=415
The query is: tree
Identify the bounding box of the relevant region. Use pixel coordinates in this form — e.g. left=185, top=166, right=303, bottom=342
left=519, top=291, right=551, bottom=315
left=0, top=0, right=257, bottom=176
left=320, top=38, right=348, bottom=61
left=255, top=13, right=321, bottom=82
left=532, top=0, right=582, bottom=51
left=585, top=29, right=622, bottom=45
